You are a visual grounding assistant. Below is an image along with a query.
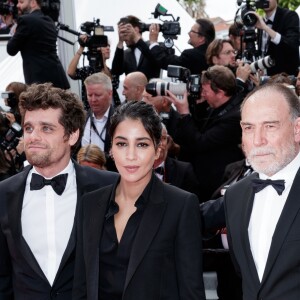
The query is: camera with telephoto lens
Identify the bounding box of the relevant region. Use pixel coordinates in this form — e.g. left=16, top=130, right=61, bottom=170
left=249, top=55, right=275, bottom=73
left=146, top=65, right=201, bottom=100
left=139, top=3, right=181, bottom=48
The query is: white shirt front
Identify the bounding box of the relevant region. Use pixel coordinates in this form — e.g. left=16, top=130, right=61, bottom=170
left=248, top=151, right=300, bottom=281
left=81, top=108, right=110, bottom=151
left=21, top=160, right=77, bottom=285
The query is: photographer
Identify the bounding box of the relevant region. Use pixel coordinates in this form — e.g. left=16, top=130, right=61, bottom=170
left=6, top=0, right=70, bottom=89
left=206, top=38, right=259, bottom=93
left=165, top=65, right=245, bottom=202
left=250, top=0, right=299, bottom=76
left=67, top=34, right=120, bottom=109
left=111, top=15, right=162, bottom=80
left=149, top=18, right=215, bottom=75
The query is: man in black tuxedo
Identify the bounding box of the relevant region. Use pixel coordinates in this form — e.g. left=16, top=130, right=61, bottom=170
left=149, top=18, right=215, bottom=75
left=7, top=0, right=70, bottom=89
left=253, top=0, right=299, bottom=76
left=224, top=83, right=300, bottom=299
left=111, top=15, right=162, bottom=80
left=0, top=83, right=118, bottom=300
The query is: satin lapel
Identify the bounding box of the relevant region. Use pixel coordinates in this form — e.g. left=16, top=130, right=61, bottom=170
left=84, top=188, right=111, bottom=296
left=240, top=174, right=261, bottom=286
left=7, top=167, right=48, bottom=282
left=123, top=176, right=167, bottom=291
left=260, top=168, right=300, bottom=286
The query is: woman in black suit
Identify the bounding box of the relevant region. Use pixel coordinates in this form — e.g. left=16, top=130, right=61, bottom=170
left=73, top=101, right=205, bottom=300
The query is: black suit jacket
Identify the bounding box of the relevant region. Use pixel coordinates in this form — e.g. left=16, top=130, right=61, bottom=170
left=257, top=6, right=299, bottom=76
left=175, top=92, right=245, bottom=202
left=211, top=159, right=246, bottom=199
left=73, top=174, right=205, bottom=300
left=111, top=39, right=161, bottom=80
left=164, top=156, right=201, bottom=200
left=7, top=10, right=70, bottom=89
left=0, top=162, right=118, bottom=300
left=224, top=170, right=300, bottom=299
left=150, top=43, right=208, bottom=75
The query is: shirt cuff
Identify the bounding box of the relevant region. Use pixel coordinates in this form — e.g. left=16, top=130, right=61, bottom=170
left=271, top=32, right=281, bottom=45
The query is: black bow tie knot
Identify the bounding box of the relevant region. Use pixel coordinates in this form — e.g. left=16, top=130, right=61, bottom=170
left=252, top=178, right=285, bottom=196
left=30, top=173, right=68, bottom=196
left=154, top=166, right=164, bottom=175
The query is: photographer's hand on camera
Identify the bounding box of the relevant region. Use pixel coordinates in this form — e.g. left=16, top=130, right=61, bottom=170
left=67, top=35, right=87, bottom=79
left=165, top=90, right=191, bottom=116
left=236, top=60, right=251, bottom=83
left=149, top=23, right=160, bottom=44
left=250, top=11, right=277, bottom=40
left=4, top=112, right=16, bottom=127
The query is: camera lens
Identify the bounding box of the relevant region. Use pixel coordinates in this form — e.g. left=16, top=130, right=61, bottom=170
left=241, top=7, right=257, bottom=27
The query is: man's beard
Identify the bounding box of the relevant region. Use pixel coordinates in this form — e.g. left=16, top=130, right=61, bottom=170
left=247, top=143, right=298, bottom=176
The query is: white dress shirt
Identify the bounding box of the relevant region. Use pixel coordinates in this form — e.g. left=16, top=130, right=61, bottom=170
left=22, top=160, right=77, bottom=285
left=261, top=11, right=281, bottom=56
left=81, top=107, right=110, bottom=151
left=248, top=151, right=300, bottom=281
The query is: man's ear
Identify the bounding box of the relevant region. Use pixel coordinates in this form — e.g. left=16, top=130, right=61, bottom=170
left=69, top=129, right=80, bottom=146
left=294, top=118, right=300, bottom=142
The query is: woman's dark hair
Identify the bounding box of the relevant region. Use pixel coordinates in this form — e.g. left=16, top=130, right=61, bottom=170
left=109, top=101, right=162, bottom=148
left=19, top=83, right=86, bottom=152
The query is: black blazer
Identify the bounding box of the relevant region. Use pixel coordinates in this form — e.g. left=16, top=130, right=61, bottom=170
left=73, top=174, right=205, bottom=300
left=175, top=93, right=245, bottom=202
left=150, top=43, right=208, bottom=75
left=0, top=163, right=118, bottom=300
left=224, top=170, right=300, bottom=299
left=257, top=6, right=299, bottom=76
left=111, top=39, right=161, bottom=80
left=7, top=10, right=70, bottom=89
left=164, top=156, right=201, bottom=199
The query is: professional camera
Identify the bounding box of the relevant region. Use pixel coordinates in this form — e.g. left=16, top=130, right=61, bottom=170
left=0, top=0, right=17, bottom=18
left=1, top=91, right=17, bottom=109
left=146, top=65, right=201, bottom=100
left=140, top=3, right=181, bottom=48
left=79, top=19, right=113, bottom=69
left=0, top=121, right=22, bottom=152
left=237, top=0, right=269, bottom=27
left=235, top=0, right=269, bottom=61
left=249, top=55, right=274, bottom=73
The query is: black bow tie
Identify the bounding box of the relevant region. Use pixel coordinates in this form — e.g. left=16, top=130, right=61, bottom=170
left=252, top=178, right=285, bottom=196
left=30, top=173, right=68, bottom=196
left=154, top=166, right=164, bottom=174
left=265, top=19, right=273, bottom=25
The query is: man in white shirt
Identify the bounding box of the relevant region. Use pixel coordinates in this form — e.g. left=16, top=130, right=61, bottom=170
left=82, top=72, right=114, bottom=154
left=224, top=83, right=300, bottom=299
left=0, top=83, right=118, bottom=300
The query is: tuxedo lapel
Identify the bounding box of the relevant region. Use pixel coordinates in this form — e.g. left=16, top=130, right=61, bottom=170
left=7, top=166, right=48, bottom=282
left=84, top=188, right=111, bottom=297
left=240, top=174, right=261, bottom=286
left=260, top=168, right=300, bottom=286
left=123, top=176, right=167, bottom=292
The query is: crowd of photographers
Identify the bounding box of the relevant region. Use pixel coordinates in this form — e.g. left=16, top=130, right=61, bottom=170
left=0, top=0, right=300, bottom=299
